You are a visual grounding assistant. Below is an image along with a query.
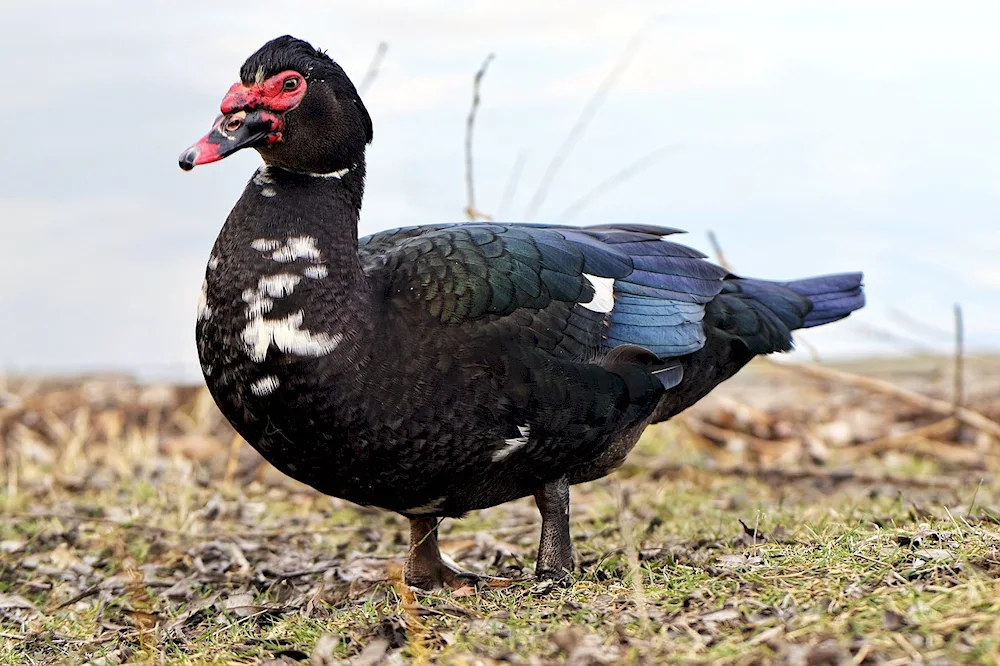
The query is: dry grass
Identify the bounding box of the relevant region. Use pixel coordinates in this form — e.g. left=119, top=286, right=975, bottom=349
left=2, top=357, right=1000, bottom=665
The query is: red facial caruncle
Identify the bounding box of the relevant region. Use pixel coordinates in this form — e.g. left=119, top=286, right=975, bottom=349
left=178, top=70, right=307, bottom=171
left=221, top=69, right=308, bottom=114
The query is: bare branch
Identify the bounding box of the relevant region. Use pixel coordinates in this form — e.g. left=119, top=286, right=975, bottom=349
left=886, top=307, right=954, bottom=342
left=523, top=29, right=647, bottom=220
left=767, top=358, right=1000, bottom=439
left=553, top=145, right=677, bottom=223
left=496, top=151, right=527, bottom=221
left=464, top=54, right=496, bottom=221
left=650, top=460, right=965, bottom=490
left=357, top=42, right=389, bottom=95
left=706, top=231, right=731, bottom=271
left=845, top=321, right=933, bottom=355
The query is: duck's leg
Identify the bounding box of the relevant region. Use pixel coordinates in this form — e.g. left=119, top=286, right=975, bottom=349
left=533, top=476, right=573, bottom=580
left=404, top=517, right=488, bottom=590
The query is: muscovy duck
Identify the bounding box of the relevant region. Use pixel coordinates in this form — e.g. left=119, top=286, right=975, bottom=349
left=179, top=36, right=865, bottom=589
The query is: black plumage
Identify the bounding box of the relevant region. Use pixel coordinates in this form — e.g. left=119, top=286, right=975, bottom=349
left=181, top=36, right=866, bottom=588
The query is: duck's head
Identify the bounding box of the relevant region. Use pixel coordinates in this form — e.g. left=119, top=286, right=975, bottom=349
left=179, top=36, right=373, bottom=175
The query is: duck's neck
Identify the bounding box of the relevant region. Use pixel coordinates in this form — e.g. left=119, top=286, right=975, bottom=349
left=213, top=160, right=375, bottom=351
left=241, top=161, right=367, bottom=280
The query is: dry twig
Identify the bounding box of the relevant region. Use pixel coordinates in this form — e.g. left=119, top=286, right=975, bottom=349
left=496, top=151, right=527, bottom=220
left=650, top=462, right=965, bottom=490
left=836, top=417, right=959, bottom=461
left=554, top=145, right=678, bottom=223
left=464, top=54, right=495, bottom=221
left=357, top=42, right=389, bottom=95
left=523, top=30, right=646, bottom=219
left=767, top=360, right=1000, bottom=439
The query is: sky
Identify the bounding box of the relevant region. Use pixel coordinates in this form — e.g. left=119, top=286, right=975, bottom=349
left=1, top=1, right=998, bottom=380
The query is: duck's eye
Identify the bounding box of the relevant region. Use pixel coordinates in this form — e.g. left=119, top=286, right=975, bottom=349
left=283, top=77, right=300, bottom=91
left=225, top=117, right=243, bottom=132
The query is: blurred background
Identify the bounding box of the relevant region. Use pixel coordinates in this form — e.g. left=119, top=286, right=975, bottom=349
left=4, top=5, right=1000, bottom=663
left=1, top=0, right=998, bottom=379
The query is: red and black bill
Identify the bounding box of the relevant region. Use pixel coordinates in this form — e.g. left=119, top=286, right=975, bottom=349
left=179, top=69, right=307, bottom=171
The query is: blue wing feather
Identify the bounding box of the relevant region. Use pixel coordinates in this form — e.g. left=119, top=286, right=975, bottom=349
left=359, top=222, right=863, bottom=362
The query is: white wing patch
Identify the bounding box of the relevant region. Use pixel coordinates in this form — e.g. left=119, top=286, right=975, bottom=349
left=493, top=425, right=531, bottom=462
left=250, top=375, right=280, bottom=396
left=581, top=274, right=615, bottom=313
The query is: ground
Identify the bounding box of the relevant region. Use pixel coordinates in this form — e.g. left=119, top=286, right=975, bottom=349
left=1, top=356, right=999, bottom=665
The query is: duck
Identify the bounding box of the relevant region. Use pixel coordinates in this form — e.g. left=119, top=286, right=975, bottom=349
left=179, top=36, right=865, bottom=590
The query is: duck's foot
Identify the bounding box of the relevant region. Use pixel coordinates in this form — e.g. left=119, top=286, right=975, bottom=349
left=534, top=477, right=574, bottom=581
left=404, top=517, right=514, bottom=591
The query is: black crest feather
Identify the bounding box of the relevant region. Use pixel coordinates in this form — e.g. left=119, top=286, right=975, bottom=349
left=240, top=35, right=373, bottom=145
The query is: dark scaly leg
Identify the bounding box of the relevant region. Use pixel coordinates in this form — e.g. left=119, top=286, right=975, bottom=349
left=405, top=517, right=515, bottom=590
left=534, top=476, right=573, bottom=580
left=405, top=517, right=477, bottom=590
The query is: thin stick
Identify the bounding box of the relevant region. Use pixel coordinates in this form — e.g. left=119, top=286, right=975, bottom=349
left=684, top=416, right=799, bottom=453
left=223, top=433, right=243, bottom=488
left=357, top=42, right=388, bottom=95
left=835, top=417, right=958, bottom=461
left=464, top=54, right=495, bottom=221
left=650, top=462, right=965, bottom=490
left=523, top=29, right=646, bottom=219
left=496, top=151, right=527, bottom=221
left=614, top=483, right=650, bottom=633
left=707, top=231, right=732, bottom=271
left=967, top=478, right=984, bottom=517
left=767, top=359, right=1000, bottom=439
left=846, top=321, right=933, bottom=355
left=3, top=512, right=353, bottom=540
left=953, top=303, right=965, bottom=412
left=389, top=563, right=431, bottom=666
left=553, top=145, right=678, bottom=223
left=886, top=307, right=954, bottom=342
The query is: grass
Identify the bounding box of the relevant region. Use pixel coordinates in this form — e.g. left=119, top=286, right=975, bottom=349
left=2, top=416, right=1000, bottom=665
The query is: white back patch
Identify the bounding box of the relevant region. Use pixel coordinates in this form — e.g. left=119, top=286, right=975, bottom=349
left=242, top=310, right=343, bottom=362
left=250, top=375, right=280, bottom=396
left=208, top=255, right=220, bottom=271
left=581, top=274, right=615, bottom=313
left=493, top=424, right=531, bottom=462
